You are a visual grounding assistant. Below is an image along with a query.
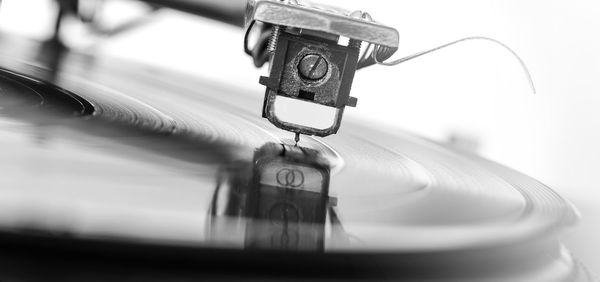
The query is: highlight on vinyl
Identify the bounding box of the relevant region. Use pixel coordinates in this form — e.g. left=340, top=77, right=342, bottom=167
left=0, top=0, right=598, bottom=281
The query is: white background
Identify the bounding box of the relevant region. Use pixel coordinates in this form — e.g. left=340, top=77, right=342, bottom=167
left=1, top=0, right=599, bottom=273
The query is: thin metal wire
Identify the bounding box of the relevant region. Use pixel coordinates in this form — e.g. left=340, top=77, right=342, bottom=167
left=372, top=36, right=536, bottom=94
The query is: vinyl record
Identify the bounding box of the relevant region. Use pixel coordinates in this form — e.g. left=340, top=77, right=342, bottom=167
left=0, top=34, right=592, bottom=281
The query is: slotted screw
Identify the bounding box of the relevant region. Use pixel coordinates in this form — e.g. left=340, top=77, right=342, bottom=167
left=298, top=54, right=328, bottom=80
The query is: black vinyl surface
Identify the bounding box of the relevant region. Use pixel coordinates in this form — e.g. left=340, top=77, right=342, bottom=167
left=0, top=34, right=592, bottom=281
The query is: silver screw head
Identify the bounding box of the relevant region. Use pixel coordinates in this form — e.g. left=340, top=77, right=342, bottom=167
left=298, top=54, right=329, bottom=81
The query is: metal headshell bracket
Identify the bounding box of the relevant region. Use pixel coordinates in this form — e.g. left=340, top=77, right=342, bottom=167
left=244, top=0, right=399, bottom=137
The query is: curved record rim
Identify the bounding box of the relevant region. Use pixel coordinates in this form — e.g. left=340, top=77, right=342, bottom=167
left=0, top=36, right=579, bottom=255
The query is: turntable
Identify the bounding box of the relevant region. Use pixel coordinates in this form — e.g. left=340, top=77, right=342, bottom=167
left=0, top=0, right=594, bottom=281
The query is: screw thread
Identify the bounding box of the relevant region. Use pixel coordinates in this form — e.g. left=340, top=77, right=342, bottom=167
left=267, top=25, right=281, bottom=54
left=348, top=39, right=362, bottom=50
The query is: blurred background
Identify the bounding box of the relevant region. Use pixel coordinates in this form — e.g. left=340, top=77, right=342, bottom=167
left=0, top=0, right=598, bottom=272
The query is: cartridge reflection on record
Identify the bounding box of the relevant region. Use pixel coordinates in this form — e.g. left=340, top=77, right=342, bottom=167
left=208, top=143, right=340, bottom=251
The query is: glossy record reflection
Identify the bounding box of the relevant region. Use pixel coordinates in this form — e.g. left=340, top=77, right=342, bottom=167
left=0, top=35, right=593, bottom=281
left=209, top=143, right=342, bottom=251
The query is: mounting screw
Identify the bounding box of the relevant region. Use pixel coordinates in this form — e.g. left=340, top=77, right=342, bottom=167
left=298, top=54, right=329, bottom=80
left=267, top=25, right=281, bottom=54
left=267, top=0, right=291, bottom=54
left=348, top=10, right=373, bottom=50
left=348, top=38, right=362, bottom=50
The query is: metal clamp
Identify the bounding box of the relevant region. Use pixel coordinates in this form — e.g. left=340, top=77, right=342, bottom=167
left=245, top=0, right=399, bottom=138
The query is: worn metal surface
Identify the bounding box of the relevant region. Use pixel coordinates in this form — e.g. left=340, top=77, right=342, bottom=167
left=245, top=0, right=399, bottom=48
left=258, top=31, right=358, bottom=137
left=298, top=54, right=329, bottom=81
left=260, top=33, right=358, bottom=108
left=246, top=0, right=399, bottom=137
